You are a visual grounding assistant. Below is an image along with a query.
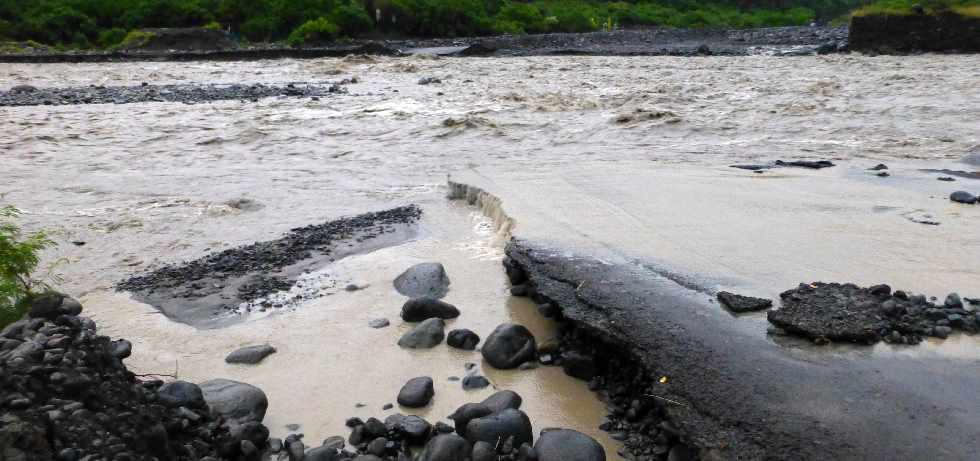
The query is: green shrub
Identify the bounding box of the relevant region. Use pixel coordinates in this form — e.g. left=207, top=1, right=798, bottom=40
left=287, top=17, right=340, bottom=45
left=0, top=206, right=53, bottom=328
left=240, top=16, right=279, bottom=42
left=496, top=2, right=549, bottom=33
left=329, top=1, right=374, bottom=36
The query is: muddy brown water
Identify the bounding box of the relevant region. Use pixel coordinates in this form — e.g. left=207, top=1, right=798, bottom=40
left=2, top=54, right=979, bottom=453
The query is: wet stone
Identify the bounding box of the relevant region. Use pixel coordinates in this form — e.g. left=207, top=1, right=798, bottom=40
left=950, top=191, right=978, bottom=204
left=368, top=318, right=390, bottom=329
left=394, top=262, right=451, bottom=299
left=446, top=329, right=480, bottom=350
left=397, top=318, right=446, bottom=349
left=397, top=376, right=434, bottom=408
left=717, top=292, right=773, bottom=313
left=225, top=344, right=276, bottom=364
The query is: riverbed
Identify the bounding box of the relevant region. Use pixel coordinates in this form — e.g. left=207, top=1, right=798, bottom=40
left=2, top=53, right=979, bottom=456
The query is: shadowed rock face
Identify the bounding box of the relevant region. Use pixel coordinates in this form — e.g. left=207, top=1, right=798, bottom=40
left=849, top=12, right=980, bottom=52
left=505, top=239, right=980, bottom=460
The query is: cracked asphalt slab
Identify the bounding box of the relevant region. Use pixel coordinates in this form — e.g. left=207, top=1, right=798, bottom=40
left=506, top=239, right=980, bottom=460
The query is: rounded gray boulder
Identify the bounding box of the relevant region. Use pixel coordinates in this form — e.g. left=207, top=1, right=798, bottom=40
left=401, top=298, right=460, bottom=322
left=419, top=434, right=471, bottom=461
left=397, top=376, right=435, bottom=408
left=480, top=390, right=523, bottom=413
left=481, top=324, right=536, bottom=369
left=394, top=262, right=451, bottom=299
left=157, top=380, right=205, bottom=409
left=447, top=329, right=480, bottom=350
left=449, top=403, right=492, bottom=434
left=534, top=429, right=605, bottom=461
left=398, top=318, right=445, bottom=348
left=464, top=408, right=533, bottom=447
left=200, top=378, right=268, bottom=425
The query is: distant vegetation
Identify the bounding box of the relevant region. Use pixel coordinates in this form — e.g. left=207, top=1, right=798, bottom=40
left=0, top=0, right=871, bottom=49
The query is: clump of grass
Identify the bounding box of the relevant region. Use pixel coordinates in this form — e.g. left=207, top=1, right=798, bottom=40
left=115, top=29, right=156, bottom=49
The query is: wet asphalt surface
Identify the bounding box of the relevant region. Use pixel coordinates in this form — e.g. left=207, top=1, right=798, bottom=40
left=506, top=239, right=980, bottom=460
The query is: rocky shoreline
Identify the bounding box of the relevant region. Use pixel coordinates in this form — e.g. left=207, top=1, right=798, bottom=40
left=0, top=26, right=849, bottom=64
left=118, top=205, right=423, bottom=328
left=0, top=82, right=352, bottom=107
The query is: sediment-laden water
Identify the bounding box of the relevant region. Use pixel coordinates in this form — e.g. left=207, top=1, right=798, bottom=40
left=2, top=54, right=979, bottom=455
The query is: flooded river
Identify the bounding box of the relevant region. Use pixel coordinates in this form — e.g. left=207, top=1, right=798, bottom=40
left=2, top=54, right=979, bottom=455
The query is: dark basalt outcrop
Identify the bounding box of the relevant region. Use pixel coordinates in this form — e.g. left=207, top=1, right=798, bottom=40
left=117, top=205, right=422, bottom=328
left=850, top=11, right=980, bottom=53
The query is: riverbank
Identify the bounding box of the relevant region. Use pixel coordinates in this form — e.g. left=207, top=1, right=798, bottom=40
left=0, top=26, right=848, bottom=63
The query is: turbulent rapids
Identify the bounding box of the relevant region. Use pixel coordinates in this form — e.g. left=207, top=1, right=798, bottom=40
left=2, top=51, right=979, bottom=460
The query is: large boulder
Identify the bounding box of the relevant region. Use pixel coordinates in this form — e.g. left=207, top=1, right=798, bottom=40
left=480, top=390, right=523, bottom=413
left=401, top=298, right=460, bottom=322
left=419, top=434, right=471, bottom=461
left=385, top=414, right=432, bottom=443
left=481, top=324, right=536, bottom=369
left=464, top=408, right=533, bottom=447
left=394, top=263, right=451, bottom=299
left=200, top=379, right=268, bottom=425
left=398, top=318, right=445, bottom=348
left=448, top=403, right=493, bottom=434
left=471, top=441, right=496, bottom=461
left=534, top=429, right=605, bottom=461
left=397, top=376, right=434, bottom=408
left=157, top=380, right=205, bottom=409
left=225, top=344, right=276, bottom=364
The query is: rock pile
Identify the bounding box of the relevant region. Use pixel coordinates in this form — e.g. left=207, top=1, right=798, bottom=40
left=768, top=282, right=979, bottom=344
left=0, top=292, right=275, bottom=460
left=0, top=82, right=347, bottom=107
left=289, top=390, right=604, bottom=461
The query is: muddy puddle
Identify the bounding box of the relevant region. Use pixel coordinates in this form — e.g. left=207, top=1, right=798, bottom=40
left=74, top=197, right=621, bottom=455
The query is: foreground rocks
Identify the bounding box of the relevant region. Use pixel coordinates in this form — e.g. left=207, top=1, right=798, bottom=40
left=0, top=292, right=270, bottom=460
left=330, top=388, right=592, bottom=461
left=768, top=282, right=979, bottom=344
